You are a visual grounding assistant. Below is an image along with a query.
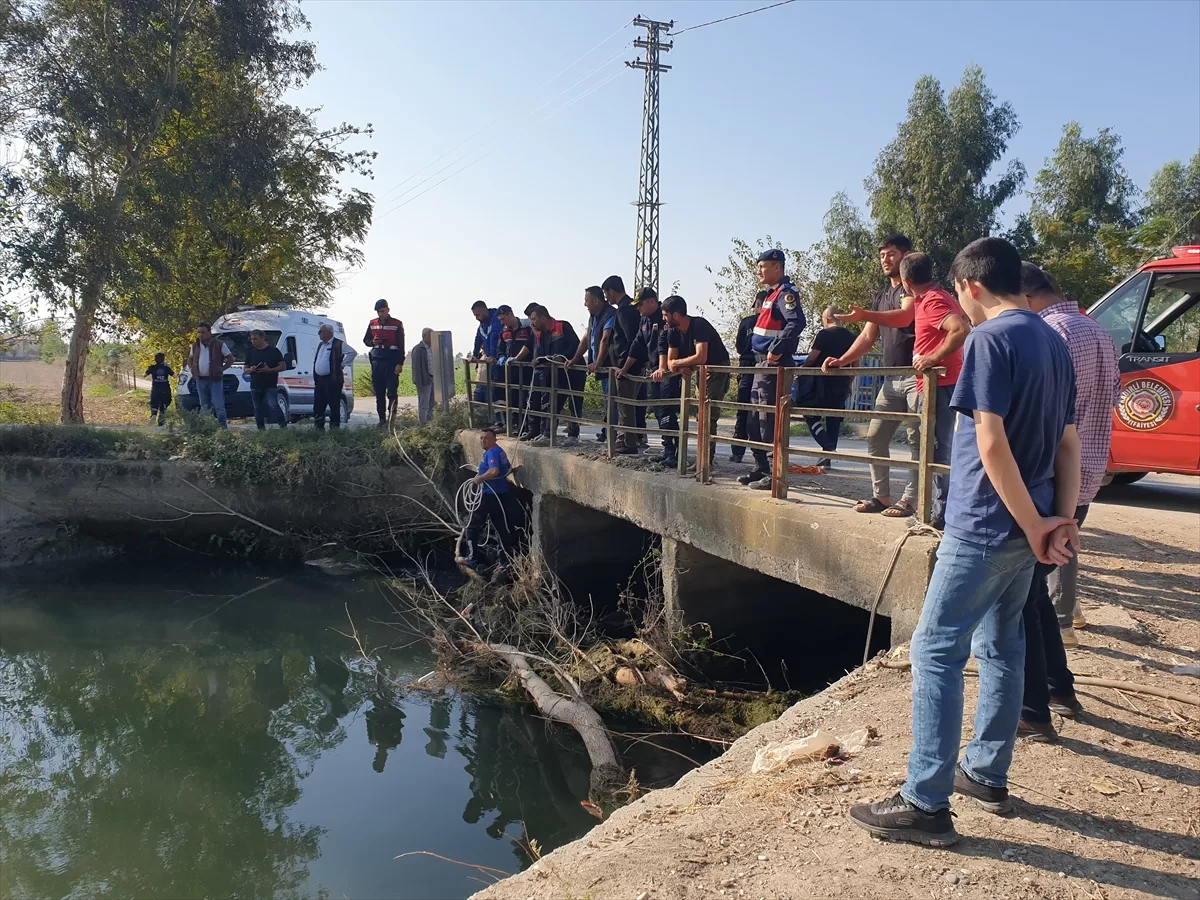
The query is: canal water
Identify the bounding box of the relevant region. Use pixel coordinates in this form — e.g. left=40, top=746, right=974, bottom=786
left=0, top=562, right=706, bottom=899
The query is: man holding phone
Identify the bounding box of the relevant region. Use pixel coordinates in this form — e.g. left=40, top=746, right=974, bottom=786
left=244, top=329, right=288, bottom=430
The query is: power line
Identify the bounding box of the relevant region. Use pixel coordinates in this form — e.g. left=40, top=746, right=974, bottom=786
left=669, top=0, right=798, bottom=36
left=373, top=21, right=631, bottom=205
left=375, top=67, right=631, bottom=220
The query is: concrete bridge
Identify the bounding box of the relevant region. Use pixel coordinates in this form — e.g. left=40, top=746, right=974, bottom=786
left=460, top=433, right=939, bottom=645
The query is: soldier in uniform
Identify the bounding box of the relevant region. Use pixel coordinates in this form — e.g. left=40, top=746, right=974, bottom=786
left=362, top=298, right=405, bottom=426
left=739, top=249, right=806, bottom=490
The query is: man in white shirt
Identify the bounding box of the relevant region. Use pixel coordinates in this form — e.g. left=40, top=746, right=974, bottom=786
left=313, top=323, right=357, bottom=429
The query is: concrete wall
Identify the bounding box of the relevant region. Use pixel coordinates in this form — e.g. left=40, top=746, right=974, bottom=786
left=461, top=434, right=937, bottom=642
left=0, top=455, right=435, bottom=563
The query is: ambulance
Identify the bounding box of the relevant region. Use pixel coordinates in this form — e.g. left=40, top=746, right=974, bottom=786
left=1087, top=246, right=1200, bottom=483
left=177, top=306, right=356, bottom=423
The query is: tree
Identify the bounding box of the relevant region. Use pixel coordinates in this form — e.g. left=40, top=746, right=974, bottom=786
left=38, top=319, right=67, bottom=363
left=809, top=192, right=882, bottom=314
left=1026, top=122, right=1138, bottom=302
left=867, top=65, right=1025, bottom=281
left=0, top=0, right=345, bottom=423
left=1138, top=151, right=1200, bottom=251
left=705, top=236, right=813, bottom=341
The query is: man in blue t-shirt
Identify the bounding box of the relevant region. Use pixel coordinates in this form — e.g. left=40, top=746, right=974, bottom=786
left=457, top=427, right=525, bottom=580
left=850, top=237, right=1081, bottom=848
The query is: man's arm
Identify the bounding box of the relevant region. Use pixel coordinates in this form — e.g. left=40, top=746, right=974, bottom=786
left=914, top=313, right=969, bottom=371
left=766, top=294, right=806, bottom=364
left=472, top=465, right=501, bottom=485
left=670, top=342, right=708, bottom=370
left=221, top=346, right=233, bottom=371
left=837, top=296, right=915, bottom=330
left=341, top=344, right=358, bottom=368
left=568, top=326, right=589, bottom=367
left=590, top=327, right=612, bottom=374
left=974, top=410, right=1076, bottom=565
left=823, top=322, right=880, bottom=370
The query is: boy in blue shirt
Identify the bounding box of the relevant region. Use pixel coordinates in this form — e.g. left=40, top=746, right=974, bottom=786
left=457, top=427, right=524, bottom=580
left=850, top=238, right=1081, bottom=847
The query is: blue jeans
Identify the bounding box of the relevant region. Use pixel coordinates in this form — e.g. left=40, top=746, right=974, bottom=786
left=195, top=379, right=228, bottom=429
left=902, top=533, right=1036, bottom=812
left=251, top=385, right=286, bottom=430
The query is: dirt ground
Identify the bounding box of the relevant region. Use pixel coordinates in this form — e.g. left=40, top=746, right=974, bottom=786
left=0, top=359, right=154, bottom=425
left=473, top=475, right=1200, bottom=900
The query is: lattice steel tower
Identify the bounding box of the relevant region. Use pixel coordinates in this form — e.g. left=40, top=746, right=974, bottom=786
left=626, top=16, right=672, bottom=295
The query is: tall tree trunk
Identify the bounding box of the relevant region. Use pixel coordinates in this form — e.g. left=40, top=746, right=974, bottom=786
left=60, top=279, right=104, bottom=424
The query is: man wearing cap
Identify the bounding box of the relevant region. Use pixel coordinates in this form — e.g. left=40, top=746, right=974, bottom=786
left=363, top=299, right=405, bottom=426
left=740, top=248, right=806, bottom=490
left=470, top=301, right=504, bottom=426
left=497, top=305, right=534, bottom=430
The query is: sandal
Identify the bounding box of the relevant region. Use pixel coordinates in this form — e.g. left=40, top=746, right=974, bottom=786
left=882, top=500, right=916, bottom=518
left=854, top=497, right=889, bottom=514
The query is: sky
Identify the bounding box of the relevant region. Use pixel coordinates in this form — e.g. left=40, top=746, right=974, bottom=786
left=292, top=0, right=1200, bottom=353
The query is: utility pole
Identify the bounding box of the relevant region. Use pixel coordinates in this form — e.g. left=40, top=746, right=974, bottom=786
left=626, top=16, right=672, bottom=295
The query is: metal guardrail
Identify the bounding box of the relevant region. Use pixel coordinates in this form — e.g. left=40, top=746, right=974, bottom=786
left=464, top=358, right=947, bottom=523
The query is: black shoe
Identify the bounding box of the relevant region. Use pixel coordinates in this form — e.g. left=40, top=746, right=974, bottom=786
left=660, top=456, right=678, bottom=468
left=729, top=452, right=744, bottom=463
left=1017, top=718, right=1057, bottom=743
left=737, top=468, right=768, bottom=486
left=815, top=457, right=831, bottom=468
left=615, top=444, right=639, bottom=455
left=594, top=431, right=606, bottom=442
left=1049, top=694, right=1084, bottom=719
left=953, top=765, right=1013, bottom=815
left=518, top=431, right=539, bottom=442
left=847, top=793, right=959, bottom=847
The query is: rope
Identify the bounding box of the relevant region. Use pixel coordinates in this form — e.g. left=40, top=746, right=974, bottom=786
left=863, top=522, right=942, bottom=665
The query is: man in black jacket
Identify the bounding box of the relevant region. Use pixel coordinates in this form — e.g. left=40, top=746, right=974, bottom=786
left=731, top=293, right=765, bottom=462
left=602, top=275, right=642, bottom=454
left=523, top=304, right=584, bottom=445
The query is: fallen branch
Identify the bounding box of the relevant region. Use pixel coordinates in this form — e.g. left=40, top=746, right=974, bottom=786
left=483, top=641, right=626, bottom=796
left=185, top=577, right=283, bottom=629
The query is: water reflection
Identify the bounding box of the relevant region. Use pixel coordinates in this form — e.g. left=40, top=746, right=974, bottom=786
left=0, top=563, right=704, bottom=899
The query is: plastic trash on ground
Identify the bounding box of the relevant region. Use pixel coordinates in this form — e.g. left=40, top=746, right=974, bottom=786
left=751, top=728, right=840, bottom=774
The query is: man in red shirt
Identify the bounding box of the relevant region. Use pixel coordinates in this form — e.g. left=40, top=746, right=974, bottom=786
left=837, top=252, right=969, bottom=527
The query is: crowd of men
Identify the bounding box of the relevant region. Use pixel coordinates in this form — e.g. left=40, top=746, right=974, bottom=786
left=464, top=234, right=1122, bottom=850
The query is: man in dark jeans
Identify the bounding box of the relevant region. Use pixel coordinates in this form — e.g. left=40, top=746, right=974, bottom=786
left=313, top=323, right=356, bottom=429
left=602, top=275, right=642, bottom=455
left=244, top=329, right=288, bottom=430
left=793, top=306, right=856, bottom=466
left=730, top=299, right=762, bottom=462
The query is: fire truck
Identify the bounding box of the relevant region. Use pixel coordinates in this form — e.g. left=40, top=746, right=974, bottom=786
left=1087, top=245, right=1200, bottom=483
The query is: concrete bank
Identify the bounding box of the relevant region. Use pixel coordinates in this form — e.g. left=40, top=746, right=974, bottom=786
left=460, top=433, right=938, bottom=643
left=0, top=455, right=434, bottom=565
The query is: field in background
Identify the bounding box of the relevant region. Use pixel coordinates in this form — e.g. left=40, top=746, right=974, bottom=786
left=0, top=360, right=155, bottom=425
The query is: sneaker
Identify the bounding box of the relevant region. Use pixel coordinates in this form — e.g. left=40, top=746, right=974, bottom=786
left=529, top=434, right=550, bottom=447
left=1072, top=609, right=1088, bottom=630
left=815, top=458, right=831, bottom=468
left=1049, top=694, right=1084, bottom=719
left=615, top=444, right=639, bottom=455
left=561, top=436, right=580, bottom=447
left=729, top=451, right=745, bottom=463
left=1016, top=718, right=1057, bottom=743
left=953, top=765, right=1013, bottom=815
left=847, top=793, right=959, bottom=847
left=518, top=431, right=538, bottom=442
left=643, top=446, right=664, bottom=458
left=749, top=476, right=774, bottom=490
left=737, top=468, right=768, bottom=486
left=1060, top=626, right=1079, bottom=649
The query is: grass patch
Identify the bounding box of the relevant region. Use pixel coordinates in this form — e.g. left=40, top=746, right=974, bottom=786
left=0, top=403, right=472, bottom=489
left=352, top=360, right=467, bottom=398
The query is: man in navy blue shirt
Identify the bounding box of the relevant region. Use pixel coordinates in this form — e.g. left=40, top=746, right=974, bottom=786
left=457, top=427, right=524, bottom=580
left=850, top=237, right=1081, bottom=847
left=470, top=301, right=504, bottom=424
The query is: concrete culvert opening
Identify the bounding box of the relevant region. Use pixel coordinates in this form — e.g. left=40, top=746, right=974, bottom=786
left=669, top=541, right=891, bottom=694
left=538, top=495, right=658, bottom=620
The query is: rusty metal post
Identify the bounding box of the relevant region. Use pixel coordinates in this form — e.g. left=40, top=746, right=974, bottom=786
left=770, top=365, right=791, bottom=500
left=605, top=369, right=616, bottom=459
left=916, top=368, right=937, bottom=523
left=463, top=360, right=476, bottom=425
left=676, top=376, right=690, bottom=477
left=696, top=366, right=711, bottom=483
left=548, top=363, right=559, bottom=448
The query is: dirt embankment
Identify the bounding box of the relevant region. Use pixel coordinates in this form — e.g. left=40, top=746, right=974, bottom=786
left=473, top=480, right=1200, bottom=900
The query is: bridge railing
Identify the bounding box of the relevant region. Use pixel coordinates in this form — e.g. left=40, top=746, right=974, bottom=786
left=463, top=358, right=949, bottom=524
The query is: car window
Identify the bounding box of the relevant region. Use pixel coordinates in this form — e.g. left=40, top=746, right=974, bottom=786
left=1089, top=272, right=1150, bottom=355
left=1143, top=272, right=1200, bottom=354
left=218, top=330, right=282, bottom=363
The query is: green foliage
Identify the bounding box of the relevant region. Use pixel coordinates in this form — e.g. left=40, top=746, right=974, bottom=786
left=704, top=236, right=815, bottom=340
left=867, top=65, right=1024, bottom=282
left=1025, top=123, right=1138, bottom=302
left=1, top=0, right=371, bottom=423
left=809, top=193, right=883, bottom=314
left=37, top=319, right=66, bottom=363
left=1139, top=151, right=1200, bottom=251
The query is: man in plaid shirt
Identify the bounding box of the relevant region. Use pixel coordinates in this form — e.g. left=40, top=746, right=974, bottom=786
left=1016, top=262, right=1122, bottom=740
